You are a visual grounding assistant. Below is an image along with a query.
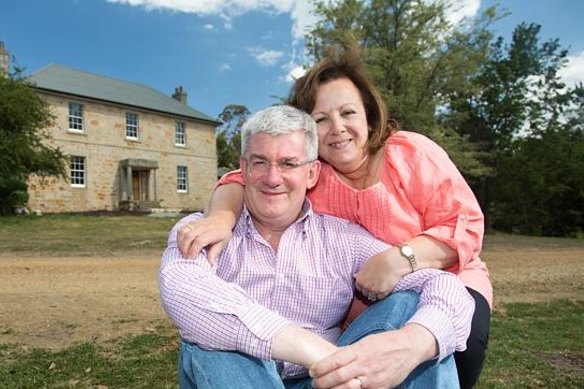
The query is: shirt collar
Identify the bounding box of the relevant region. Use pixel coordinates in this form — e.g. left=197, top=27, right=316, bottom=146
left=236, top=199, right=314, bottom=237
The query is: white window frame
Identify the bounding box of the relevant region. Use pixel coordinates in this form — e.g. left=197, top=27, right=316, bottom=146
left=177, top=165, right=188, bottom=193
left=70, top=156, right=86, bottom=188
left=175, top=121, right=186, bottom=146
left=68, top=102, right=84, bottom=132
left=126, top=112, right=139, bottom=139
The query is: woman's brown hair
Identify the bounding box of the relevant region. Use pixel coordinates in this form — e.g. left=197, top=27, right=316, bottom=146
left=288, top=46, right=396, bottom=155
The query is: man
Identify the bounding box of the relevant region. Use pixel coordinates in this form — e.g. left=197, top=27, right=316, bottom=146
left=159, top=105, right=474, bottom=388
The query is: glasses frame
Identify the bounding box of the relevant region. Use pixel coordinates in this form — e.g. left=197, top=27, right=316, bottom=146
left=246, top=157, right=316, bottom=177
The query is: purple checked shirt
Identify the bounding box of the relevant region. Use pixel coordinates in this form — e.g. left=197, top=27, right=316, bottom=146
left=159, top=201, right=474, bottom=379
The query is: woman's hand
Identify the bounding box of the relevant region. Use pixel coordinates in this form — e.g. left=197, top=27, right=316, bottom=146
left=177, top=214, right=233, bottom=264
left=354, top=249, right=406, bottom=301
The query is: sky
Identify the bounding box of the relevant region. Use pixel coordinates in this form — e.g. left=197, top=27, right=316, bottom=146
left=1, top=0, right=583, bottom=119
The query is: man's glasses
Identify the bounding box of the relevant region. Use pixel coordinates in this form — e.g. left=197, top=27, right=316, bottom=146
left=247, top=157, right=315, bottom=176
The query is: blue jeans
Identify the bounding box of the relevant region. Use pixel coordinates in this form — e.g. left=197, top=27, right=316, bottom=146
left=178, top=291, right=459, bottom=388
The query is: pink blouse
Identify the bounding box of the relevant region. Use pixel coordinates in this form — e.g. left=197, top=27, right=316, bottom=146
left=219, top=130, right=492, bottom=308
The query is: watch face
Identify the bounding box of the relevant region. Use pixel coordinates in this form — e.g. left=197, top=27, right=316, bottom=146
left=401, top=246, right=414, bottom=257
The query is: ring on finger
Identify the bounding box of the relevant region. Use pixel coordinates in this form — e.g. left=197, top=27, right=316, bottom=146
left=367, top=293, right=377, bottom=301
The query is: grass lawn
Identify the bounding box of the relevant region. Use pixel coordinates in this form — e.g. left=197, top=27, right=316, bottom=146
left=1, top=214, right=583, bottom=388
left=1, top=299, right=581, bottom=388
left=0, top=213, right=179, bottom=256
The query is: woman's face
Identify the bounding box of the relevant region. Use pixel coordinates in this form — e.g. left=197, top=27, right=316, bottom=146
left=310, top=77, right=370, bottom=173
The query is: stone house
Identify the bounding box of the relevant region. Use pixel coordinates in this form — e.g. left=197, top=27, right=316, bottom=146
left=27, top=64, right=220, bottom=213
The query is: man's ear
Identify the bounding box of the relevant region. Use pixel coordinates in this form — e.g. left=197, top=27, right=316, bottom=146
left=306, top=160, right=321, bottom=190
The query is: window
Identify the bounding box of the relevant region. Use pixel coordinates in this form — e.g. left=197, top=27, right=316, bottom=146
left=68, top=102, right=83, bottom=131
left=177, top=166, right=188, bottom=192
left=126, top=112, right=138, bottom=139
left=175, top=121, right=186, bottom=146
left=70, top=156, right=86, bottom=187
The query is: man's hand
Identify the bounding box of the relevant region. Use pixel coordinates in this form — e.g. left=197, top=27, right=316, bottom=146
left=177, top=213, right=233, bottom=264
left=309, top=325, right=437, bottom=389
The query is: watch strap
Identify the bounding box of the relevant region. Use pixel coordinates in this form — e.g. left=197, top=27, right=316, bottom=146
left=399, top=245, right=418, bottom=273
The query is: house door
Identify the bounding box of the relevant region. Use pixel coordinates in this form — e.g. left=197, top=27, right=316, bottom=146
left=132, top=170, right=150, bottom=201
left=132, top=171, right=141, bottom=200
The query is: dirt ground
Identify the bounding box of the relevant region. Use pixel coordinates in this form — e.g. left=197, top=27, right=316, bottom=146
left=1, top=247, right=583, bottom=350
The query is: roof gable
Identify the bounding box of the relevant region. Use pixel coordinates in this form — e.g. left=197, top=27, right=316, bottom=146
left=29, top=64, right=220, bottom=125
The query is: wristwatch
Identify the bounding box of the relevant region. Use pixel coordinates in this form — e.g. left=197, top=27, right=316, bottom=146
left=399, top=245, right=418, bottom=273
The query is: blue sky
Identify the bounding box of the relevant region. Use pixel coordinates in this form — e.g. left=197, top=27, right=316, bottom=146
left=2, top=0, right=583, bottom=119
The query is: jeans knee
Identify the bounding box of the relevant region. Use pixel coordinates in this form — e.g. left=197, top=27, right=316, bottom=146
left=338, top=291, right=421, bottom=346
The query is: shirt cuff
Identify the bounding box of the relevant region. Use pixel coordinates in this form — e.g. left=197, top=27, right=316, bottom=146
left=406, top=306, right=455, bottom=362
left=236, top=302, right=292, bottom=360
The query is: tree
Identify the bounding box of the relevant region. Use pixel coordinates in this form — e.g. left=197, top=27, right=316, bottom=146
left=306, top=0, right=501, bottom=179
left=491, top=122, right=584, bottom=237
left=216, top=104, right=250, bottom=171
left=0, top=68, right=67, bottom=214
left=448, top=23, right=581, bottom=233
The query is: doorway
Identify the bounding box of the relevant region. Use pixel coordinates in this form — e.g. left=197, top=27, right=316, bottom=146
left=131, top=170, right=149, bottom=201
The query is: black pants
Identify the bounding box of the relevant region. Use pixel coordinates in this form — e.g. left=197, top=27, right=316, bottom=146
left=454, top=287, right=491, bottom=388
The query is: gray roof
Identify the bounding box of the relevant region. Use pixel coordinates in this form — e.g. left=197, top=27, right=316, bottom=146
left=29, top=64, right=220, bottom=125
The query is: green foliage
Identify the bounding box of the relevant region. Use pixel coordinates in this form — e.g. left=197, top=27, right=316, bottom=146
left=216, top=104, right=249, bottom=171
left=0, top=177, right=29, bottom=215
left=0, top=69, right=67, bottom=182
left=448, top=23, right=583, bottom=235
left=491, top=126, right=584, bottom=237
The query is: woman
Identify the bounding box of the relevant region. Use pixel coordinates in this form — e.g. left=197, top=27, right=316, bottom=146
left=179, top=47, right=491, bottom=389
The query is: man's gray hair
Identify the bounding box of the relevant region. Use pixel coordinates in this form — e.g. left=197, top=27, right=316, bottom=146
left=241, top=105, right=318, bottom=161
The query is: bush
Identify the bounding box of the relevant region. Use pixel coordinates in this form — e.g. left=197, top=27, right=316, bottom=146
left=0, top=178, right=29, bottom=215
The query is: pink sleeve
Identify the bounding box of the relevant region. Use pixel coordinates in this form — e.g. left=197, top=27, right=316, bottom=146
left=391, top=133, right=484, bottom=271
left=215, top=169, right=245, bottom=188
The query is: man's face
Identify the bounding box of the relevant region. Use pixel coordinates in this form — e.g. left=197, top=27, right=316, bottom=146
left=241, top=131, right=320, bottom=231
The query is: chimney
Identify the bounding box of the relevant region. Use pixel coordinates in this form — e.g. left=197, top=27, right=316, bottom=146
left=0, top=42, right=9, bottom=75
left=172, top=85, right=188, bottom=105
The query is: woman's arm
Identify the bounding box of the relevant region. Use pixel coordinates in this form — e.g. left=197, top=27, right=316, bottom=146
left=177, top=182, right=244, bottom=261
left=386, top=132, right=484, bottom=272
left=355, top=235, right=457, bottom=299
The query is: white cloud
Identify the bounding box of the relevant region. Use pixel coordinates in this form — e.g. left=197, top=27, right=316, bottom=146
left=281, top=40, right=308, bottom=83
left=107, top=0, right=271, bottom=15
left=203, top=23, right=214, bottom=30
left=443, top=0, right=481, bottom=26
left=249, top=47, right=284, bottom=67
left=106, top=0, right=315, bottom=37
left=559, top=50, right=584, bottom=87
left=285, top=64, right=306, bottom=82
left=289, top=0, right=317, bottom=40
left=219, top=62, right=232, bottom=71
left=219, top=13, right=233, bottom=30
